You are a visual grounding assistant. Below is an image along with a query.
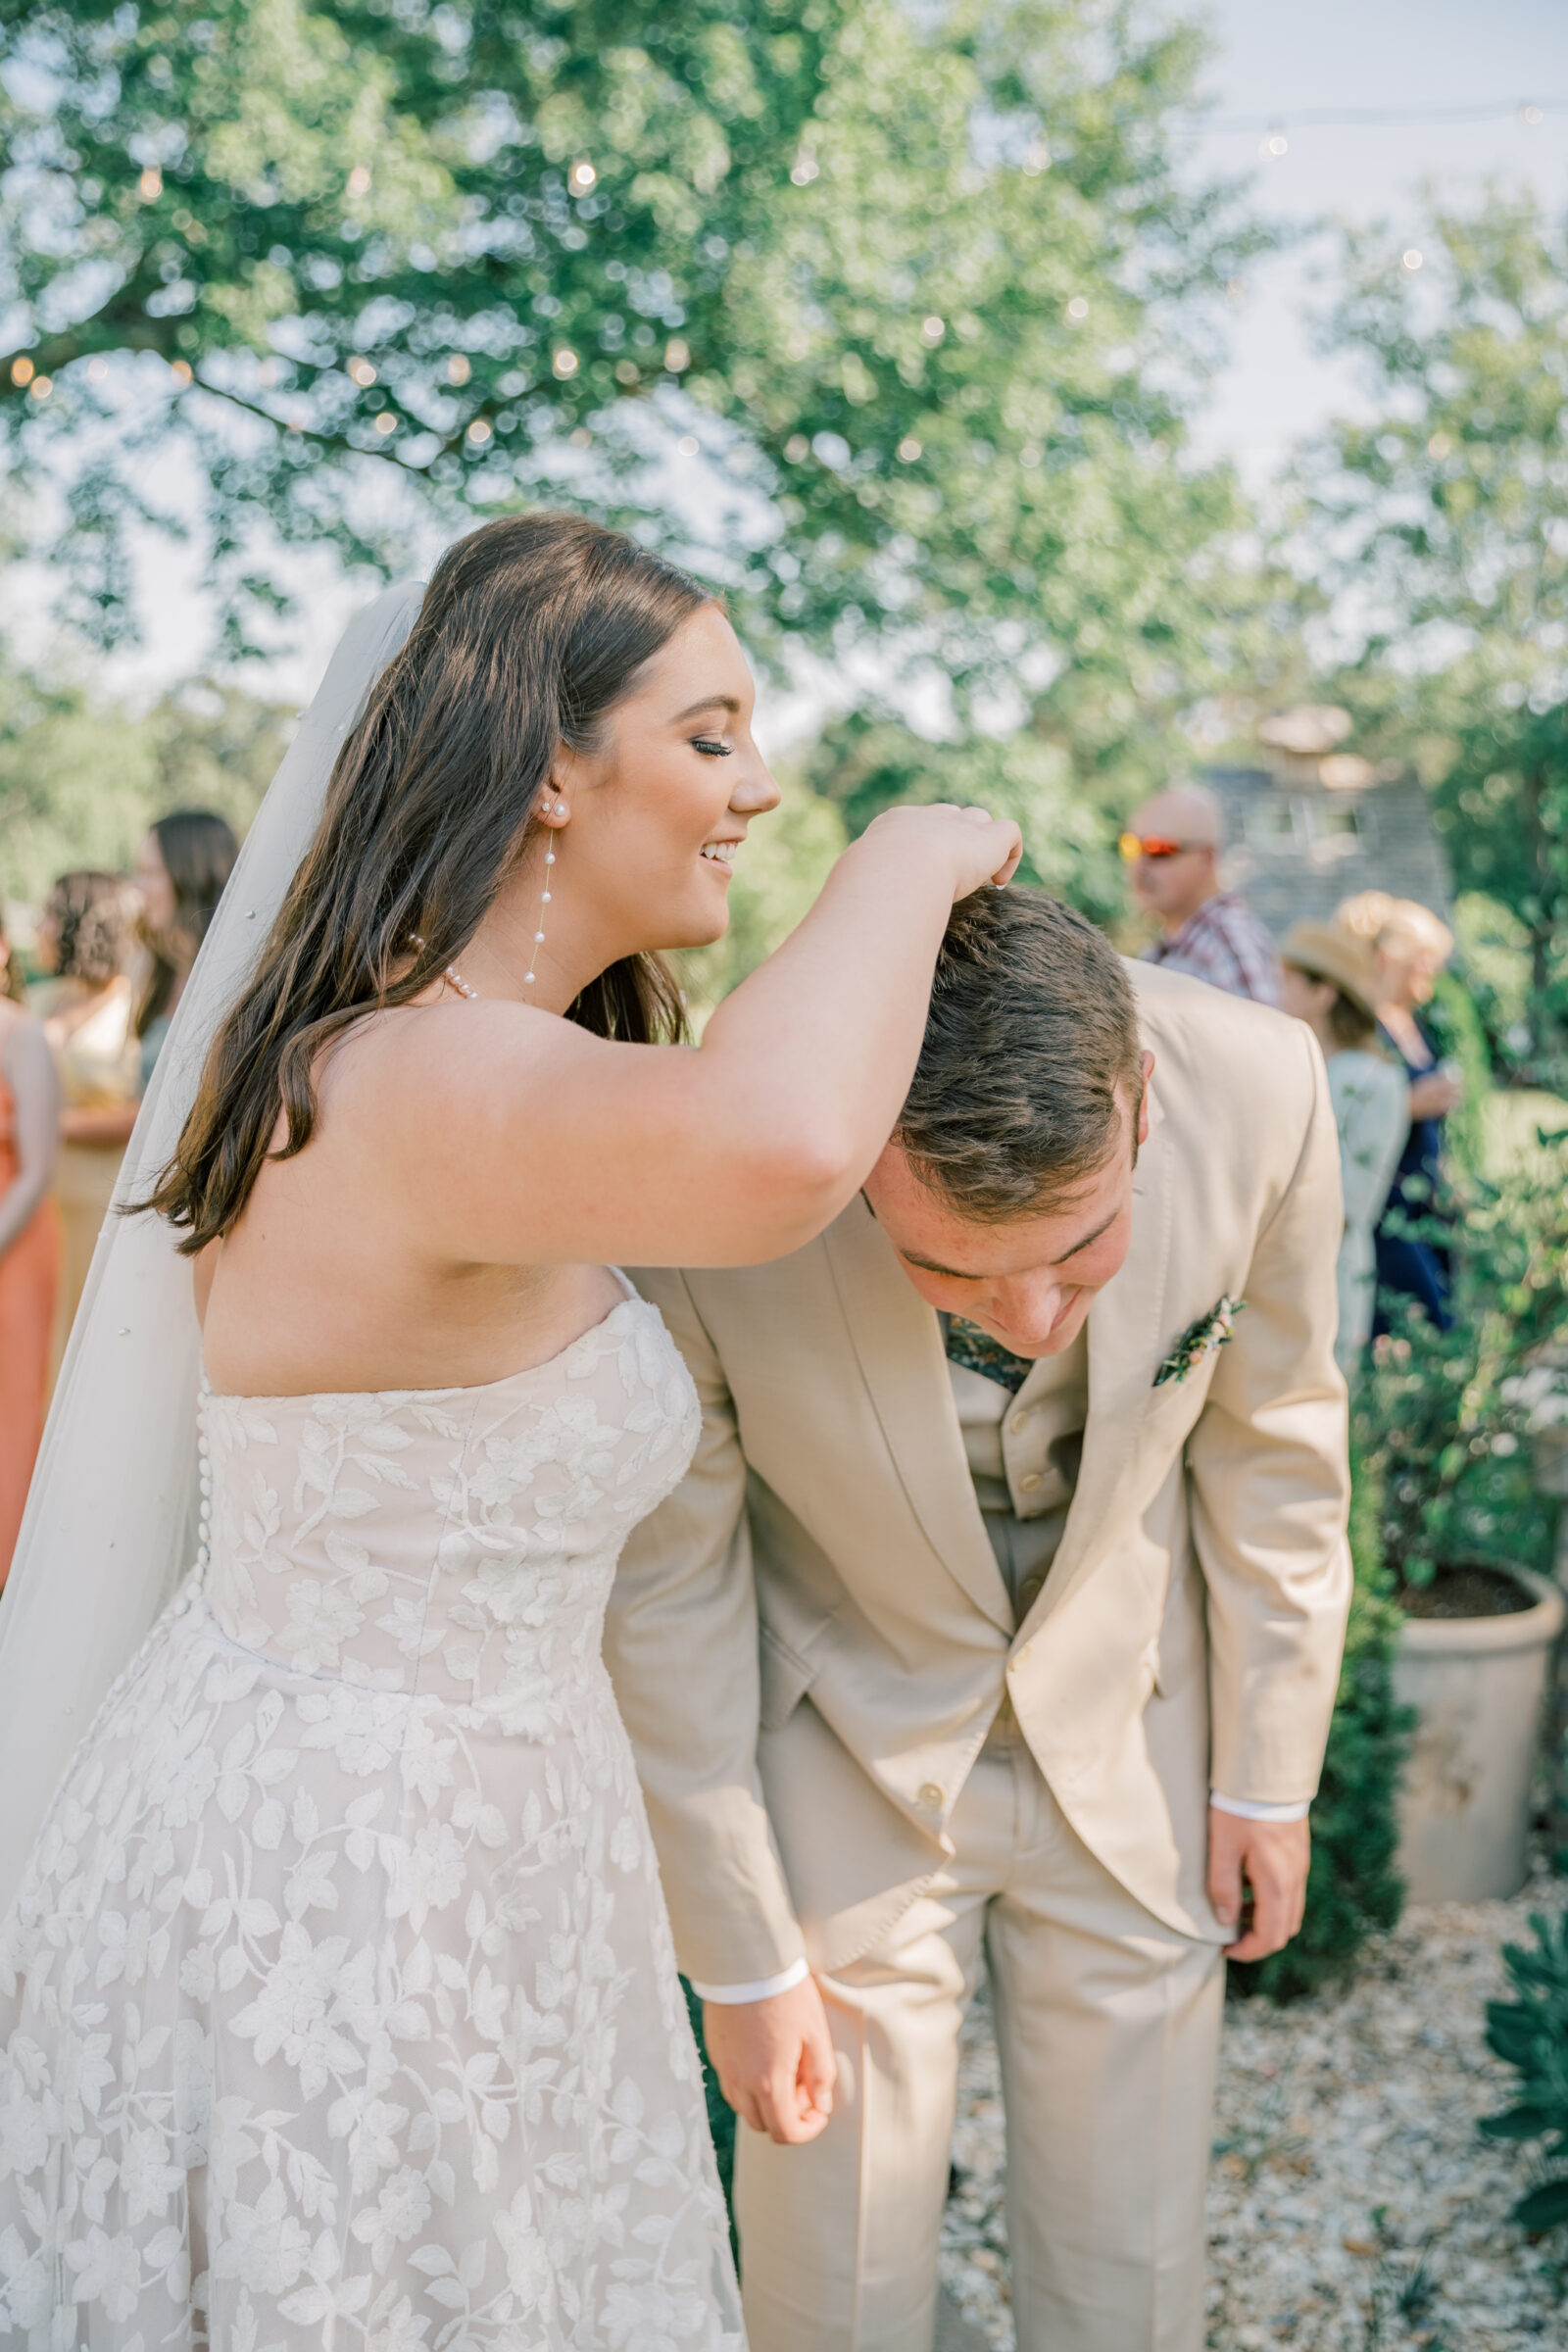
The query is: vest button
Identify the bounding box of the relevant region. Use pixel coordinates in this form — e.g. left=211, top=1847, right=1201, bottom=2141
left=1008, top=1410, right=1032, bottom=1436
left=916, top=1783, right=944, bottom=1813
left=1019, top=1471, right=1043, bottom=1493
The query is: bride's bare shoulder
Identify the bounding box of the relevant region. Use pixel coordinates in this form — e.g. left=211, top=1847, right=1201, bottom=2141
left=322, top=997, right=560, bottom=1091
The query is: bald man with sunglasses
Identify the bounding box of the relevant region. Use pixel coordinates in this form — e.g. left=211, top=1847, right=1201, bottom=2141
left=1123, top=783, right=1282, bottom=1005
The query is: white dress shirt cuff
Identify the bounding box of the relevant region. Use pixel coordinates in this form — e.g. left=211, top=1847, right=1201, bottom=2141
left=689, top=1956, right=810, bottom=2005
left=1209, top=1791, right=1311, bottom=1823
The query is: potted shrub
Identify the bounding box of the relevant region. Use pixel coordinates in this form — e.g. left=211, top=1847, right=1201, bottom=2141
left=1358, top=1138, right=1568, bottom=1903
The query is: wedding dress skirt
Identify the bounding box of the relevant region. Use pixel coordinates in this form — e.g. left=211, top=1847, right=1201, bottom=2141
left=0, top=1295, right=745, bottom=2350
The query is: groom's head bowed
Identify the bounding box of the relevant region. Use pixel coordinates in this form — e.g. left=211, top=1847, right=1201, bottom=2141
left=864, top=888, right=1152, bottom=1358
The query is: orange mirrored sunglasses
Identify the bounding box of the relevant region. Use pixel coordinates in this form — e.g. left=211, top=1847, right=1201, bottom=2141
left=1118, top=831, right=1195, bottom=862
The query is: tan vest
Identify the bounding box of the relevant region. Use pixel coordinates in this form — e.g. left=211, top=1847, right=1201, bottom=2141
left=948, top=1330, right=1087, bottom=1623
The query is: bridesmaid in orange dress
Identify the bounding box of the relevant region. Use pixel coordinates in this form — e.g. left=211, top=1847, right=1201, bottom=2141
left=0, top=919, right=61, bottom=1589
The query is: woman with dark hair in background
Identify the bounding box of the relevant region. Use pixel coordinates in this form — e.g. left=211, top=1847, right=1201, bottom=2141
left=0, top=910, right=60, bottom=1585
left=0, top=514, right=1020, bottom=2346
left=132, top=808, right=241, bottom=1087
left=32, top=869, right=142, bottom=1380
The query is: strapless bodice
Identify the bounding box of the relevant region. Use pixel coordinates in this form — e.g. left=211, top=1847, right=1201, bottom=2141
left=199, top=1294, right=700, bottom=1730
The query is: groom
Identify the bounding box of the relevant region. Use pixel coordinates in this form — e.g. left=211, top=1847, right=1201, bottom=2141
left=606, top=888, right=1350, bottom=2352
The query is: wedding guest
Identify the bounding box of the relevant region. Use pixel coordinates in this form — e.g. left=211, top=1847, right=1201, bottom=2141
left=0, top=911, right=61, bottom=1586
left=33, top=870, right=142, bottom=1381
left=1124, top=780, right=1282, bottom=1004
left=1281, top=919, right=1408, bottom=1383
left=133, top=809, right=240, bottom=1087
left=1338, top=891, right=1458, bottom=1330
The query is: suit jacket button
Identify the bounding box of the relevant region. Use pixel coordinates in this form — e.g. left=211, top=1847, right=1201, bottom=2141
left=916, top=1783, right=944, bottom=1813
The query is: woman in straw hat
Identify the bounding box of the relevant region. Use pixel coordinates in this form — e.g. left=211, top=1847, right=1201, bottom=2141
left=1338, top=892, right=1459, bottom=1330
left=1281, top=919, right=1409, bottom=1381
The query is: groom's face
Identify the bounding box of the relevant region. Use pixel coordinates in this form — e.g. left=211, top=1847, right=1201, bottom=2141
left=863, top=1062, right=1152, bottom=1358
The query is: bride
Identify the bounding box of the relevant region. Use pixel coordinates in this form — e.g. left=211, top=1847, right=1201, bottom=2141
left=0, top=513, right=1019, bottom=2348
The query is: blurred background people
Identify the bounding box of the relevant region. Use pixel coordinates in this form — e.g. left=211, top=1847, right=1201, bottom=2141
left=1280, top=919, right=1408, bottom=1385
left=132, top=810, right=240, bottom=1089
left=31, top=870, right=143, bottom=1384
left=1123, top=780, right=1282, bottom=1004
left=0, top=910, right=61, bottom=1587
left=1339, top=892, right=1459, bottom=1331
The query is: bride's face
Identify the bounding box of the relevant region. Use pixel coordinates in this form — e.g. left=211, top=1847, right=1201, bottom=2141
left=553, top=603, right=780, bottom=954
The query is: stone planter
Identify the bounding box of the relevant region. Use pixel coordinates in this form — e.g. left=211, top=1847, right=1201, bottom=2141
left=1393, top=1567, right=1565, bottom=1904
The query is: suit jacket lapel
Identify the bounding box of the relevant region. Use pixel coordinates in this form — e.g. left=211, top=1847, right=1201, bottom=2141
left=1028, top=1084, right=1174, bottom=1633
left=820, top=1197, right=1013, bottom=1633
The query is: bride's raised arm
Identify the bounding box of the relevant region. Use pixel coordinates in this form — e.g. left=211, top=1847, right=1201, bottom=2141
left=369, top=798, right=1019, bottom=1271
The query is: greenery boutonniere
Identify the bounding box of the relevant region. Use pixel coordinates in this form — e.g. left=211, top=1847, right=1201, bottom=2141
left=1153, top=1296, right=1245, bottom=1389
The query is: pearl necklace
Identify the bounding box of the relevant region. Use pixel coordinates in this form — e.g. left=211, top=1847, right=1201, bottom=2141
left=408, top=934, right=479, bottom=1000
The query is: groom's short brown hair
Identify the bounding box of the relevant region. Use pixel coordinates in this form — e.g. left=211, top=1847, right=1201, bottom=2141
left=896, top=886, right=1143, bottom=1220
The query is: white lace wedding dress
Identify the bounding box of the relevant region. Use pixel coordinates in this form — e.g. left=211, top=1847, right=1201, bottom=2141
left=0, top=1292, right=744, bottom=2350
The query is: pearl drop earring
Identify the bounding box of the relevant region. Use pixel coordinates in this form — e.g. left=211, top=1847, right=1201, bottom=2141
left=524, top=799, right=563, bottom=987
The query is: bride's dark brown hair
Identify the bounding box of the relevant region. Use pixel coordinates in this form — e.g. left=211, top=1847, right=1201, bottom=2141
left=146, top=512, right=706, bottom=1254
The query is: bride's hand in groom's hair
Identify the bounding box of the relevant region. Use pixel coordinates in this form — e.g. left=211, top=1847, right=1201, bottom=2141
left=859, top=802, right=1024, bottom=900
left=702, top=1978, right=838, bottom=2145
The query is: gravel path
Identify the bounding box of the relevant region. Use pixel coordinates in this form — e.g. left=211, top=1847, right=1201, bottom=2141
left=940, top=1881, right=1568, bottom=2349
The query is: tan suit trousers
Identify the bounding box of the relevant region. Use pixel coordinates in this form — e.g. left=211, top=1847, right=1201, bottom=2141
left=734, top=1710, right=1225, bottom=2352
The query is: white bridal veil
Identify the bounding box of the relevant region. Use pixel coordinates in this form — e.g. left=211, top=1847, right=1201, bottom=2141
left=0, top=580, right=425, bottom=1914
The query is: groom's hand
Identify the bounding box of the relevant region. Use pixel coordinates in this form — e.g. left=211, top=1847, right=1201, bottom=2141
left=703, top=1977, right=838, bottom=2144
left=1206, top=1807, right=1310, bottom=1961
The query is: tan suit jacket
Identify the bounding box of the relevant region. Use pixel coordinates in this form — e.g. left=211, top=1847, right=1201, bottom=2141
left=607, top=962, right=1352, bottom=1986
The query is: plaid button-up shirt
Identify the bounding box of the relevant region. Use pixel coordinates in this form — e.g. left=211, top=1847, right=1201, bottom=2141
left=1141, top=890, right=1282, bottom=1006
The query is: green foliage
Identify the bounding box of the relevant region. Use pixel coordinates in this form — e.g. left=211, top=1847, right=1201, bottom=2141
left=0, top=661, right=287, bottom=906
left=1357, top=1138, right=1568, bottom=1590
left=1482, top=1910, right=1568, bottom=2234
left=1232, top=1447, right=1410, bottom=2003
left=793, top=710, right=1123, bottom=921
left=1451, top=891, right=1534, bottom=1078
left=1422, top=966, right=1494, bottom=1178
left=0, top=0, right=1263, bottom=803
left=1301, top=190, right=1568, bottom=1065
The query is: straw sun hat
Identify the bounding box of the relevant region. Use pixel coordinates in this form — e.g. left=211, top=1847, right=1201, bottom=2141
left=1280, top=920, right=1380, bottom=1023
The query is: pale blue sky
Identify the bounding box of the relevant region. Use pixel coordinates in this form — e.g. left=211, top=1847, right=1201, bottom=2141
left=1188, top=0, right=1568, bottom=477
left=14, top=0, right=1568, bottom=703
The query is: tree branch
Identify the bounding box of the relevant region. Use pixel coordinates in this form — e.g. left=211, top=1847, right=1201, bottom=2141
left=0, top=270, right=172, bottom=405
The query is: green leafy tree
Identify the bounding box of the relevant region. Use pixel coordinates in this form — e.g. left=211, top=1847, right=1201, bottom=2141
left=793, top=709, right=1125, bottom=918
left=1, top=0, right=1260, bottom=781
left=1300, top=190, right=1568, bottom=1061
left=0, top=660, right=289, bottom=905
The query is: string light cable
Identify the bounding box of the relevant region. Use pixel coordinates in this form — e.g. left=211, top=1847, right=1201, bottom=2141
left=1196, top=97, right=1568, bottom=140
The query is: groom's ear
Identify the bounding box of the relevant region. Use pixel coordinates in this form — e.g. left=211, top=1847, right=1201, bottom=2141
left=1135, top=1054, right=1155, bottom=1152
